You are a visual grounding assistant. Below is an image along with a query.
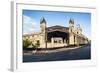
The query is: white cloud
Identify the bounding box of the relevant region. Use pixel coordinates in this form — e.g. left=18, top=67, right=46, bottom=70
left=23, top=15, right=40, bottom=34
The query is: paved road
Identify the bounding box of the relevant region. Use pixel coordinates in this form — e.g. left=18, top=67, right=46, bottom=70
left=23, top=44, right=91, bottom=62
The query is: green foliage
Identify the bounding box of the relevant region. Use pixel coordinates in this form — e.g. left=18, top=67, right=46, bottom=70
left=32, top=44, right=37, bottom=49
left=32, top=41, right=40, bottom=49
left=36, top=41, right=40, bottom=47
left=23, top=38, right=32, bottom=48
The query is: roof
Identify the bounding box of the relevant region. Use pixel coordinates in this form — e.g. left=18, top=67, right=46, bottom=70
left=47, top=25, right=69, bottom=33
left=40, top=17, right=46, bottom=24
left=23, top=32, right=41, bottom=37
left=23, top=25, right=69, bottom=37
left=69, top=18, right=74, bottom=24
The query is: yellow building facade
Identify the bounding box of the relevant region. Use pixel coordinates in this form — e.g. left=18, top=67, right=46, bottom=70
left=23, top=17, right=89, bottom=49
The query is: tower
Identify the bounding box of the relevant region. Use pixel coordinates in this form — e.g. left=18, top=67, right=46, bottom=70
left=40, top=17, right=46, bottom=33
left=76, top=24, right=82, bottom=45
left=69, top=18, right=75, bottom=45
left=40, top=17, right=47, bottom=48
left=69, top=18, right=74, bottom=33
left=76, top=24, right=82, bottom=35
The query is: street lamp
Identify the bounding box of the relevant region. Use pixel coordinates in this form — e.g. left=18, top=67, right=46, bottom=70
left=45, top=26, right=47, bottom=49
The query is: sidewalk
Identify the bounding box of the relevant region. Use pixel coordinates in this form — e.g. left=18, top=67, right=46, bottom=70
left=23, top=46, right=81, bottom=55
left=31, top=46, right=81, bottom=54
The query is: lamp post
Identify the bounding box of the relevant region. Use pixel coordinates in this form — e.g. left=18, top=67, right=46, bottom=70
left=45, top=27, right=47, bottom=49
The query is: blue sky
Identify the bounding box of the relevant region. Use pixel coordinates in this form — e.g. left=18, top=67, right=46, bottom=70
left=23, top=10, right=91, bottom=39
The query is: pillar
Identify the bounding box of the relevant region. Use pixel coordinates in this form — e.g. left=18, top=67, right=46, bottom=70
left=51, top=37, right=54, bottom=47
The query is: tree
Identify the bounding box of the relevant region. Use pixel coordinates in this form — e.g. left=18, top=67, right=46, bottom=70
left=23, top=38, right=32, bottom=49
left=32, top=40, right=40, bottom=49
left=36, top=40, right=40, bottom=47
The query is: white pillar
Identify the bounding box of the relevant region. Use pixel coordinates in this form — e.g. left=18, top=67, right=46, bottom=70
left=64, top=39, right=66, bottom=43
left=51, top=37, right=54, bottom=47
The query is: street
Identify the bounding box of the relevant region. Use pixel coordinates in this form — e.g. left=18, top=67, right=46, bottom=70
left=23, top=44, right=91, bottom=62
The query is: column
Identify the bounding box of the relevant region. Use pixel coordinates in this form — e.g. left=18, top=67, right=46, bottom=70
left=64, top=39, right=66, bottom=43
left=51, top=37, right=54, bottom=47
